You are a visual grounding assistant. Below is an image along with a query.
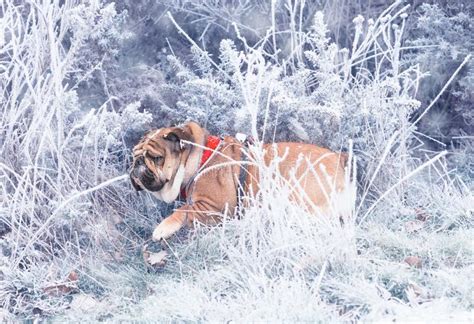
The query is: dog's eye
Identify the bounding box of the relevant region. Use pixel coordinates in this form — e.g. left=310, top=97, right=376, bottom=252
left=154, top=156, right=163, bottom=162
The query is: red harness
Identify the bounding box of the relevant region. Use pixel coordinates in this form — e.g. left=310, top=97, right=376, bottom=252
left=199, top=135, right=221, bottom=167
left=180, top=135, right=221, bottom=200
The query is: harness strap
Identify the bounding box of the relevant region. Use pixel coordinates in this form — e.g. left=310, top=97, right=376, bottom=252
left=179, top=134, right=252, bottom=206
left=237, top=148, right=248, bottom=205
left=235, top=134, right=254, bottom=212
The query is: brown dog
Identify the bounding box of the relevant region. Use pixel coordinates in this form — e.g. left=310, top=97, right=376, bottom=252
left=130, top=122, right=347, bottom=243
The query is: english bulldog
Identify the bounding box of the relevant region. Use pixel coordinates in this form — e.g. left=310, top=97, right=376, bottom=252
left=130, top=122, right=348, bottom=245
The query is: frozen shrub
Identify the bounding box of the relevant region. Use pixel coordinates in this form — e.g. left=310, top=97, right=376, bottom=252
left=66, top=2, right=129, bottom=83
left=407, top=3, right=473, bottom=141
left=0, top=0, right=152, bottom=318
left=164, top=5, right=424, bottom=196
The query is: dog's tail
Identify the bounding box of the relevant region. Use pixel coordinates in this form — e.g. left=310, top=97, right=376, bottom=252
left=339, top=151, right=349, bottom=169
left=335, top=151, right=356, bottom=225
left=339, top=150, right=359, bottom=185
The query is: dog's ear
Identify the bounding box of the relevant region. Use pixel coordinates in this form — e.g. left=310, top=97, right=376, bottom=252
left=163, top=126, right=193, bottom=151
left=130, top=174, right=143, bottom=192
left=143, top=128, right=157, bottom=137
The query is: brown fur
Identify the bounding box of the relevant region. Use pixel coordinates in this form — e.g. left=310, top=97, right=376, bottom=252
left=130, top=122, right=347, bottom=242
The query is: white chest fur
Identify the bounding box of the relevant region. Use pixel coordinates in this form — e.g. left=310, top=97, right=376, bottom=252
left=152, top=165, right=185, bottom=203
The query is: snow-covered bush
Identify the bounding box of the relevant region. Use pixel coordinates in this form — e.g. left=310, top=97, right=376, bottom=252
left=407, top=3, right=473, bottom=137
left=0, top=0, right=153, bottom=318
left=162, top=3, right=428, bottom=202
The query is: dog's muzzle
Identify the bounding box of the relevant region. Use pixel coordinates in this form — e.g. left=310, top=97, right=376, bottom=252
left=130, top=158, right=166, bottom=192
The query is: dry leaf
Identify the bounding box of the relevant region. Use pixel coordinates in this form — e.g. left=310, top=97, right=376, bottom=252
left=415, top=208, right=430, bottom=221
left=43, top=270, right=79, bottom=296
left=146, top=250, right=168, bottom=267
left=404, top=256, right=422, bottom=268
left=404, top=220, right=424, bottom=233
left=142, top=242, right=169, bottom=268
left=69, top=294, right=101, bottom=313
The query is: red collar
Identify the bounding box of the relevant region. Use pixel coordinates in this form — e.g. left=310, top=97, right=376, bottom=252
left=200, top=135, right=221, bottom=167
left=180, top=135, right=221, bottom=200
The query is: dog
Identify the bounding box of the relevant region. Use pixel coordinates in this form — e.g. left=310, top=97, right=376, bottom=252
left=130, top=122, right=348, bottom=243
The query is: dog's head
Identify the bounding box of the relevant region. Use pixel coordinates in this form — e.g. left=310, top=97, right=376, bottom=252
left=130, top=125, right=194, bottom=196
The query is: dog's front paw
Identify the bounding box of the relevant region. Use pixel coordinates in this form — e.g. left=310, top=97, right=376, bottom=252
left=152, top=216, right=183, bottom=242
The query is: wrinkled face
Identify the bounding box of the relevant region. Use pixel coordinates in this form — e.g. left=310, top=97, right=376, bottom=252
left=129, top=127, right=192, bottom=193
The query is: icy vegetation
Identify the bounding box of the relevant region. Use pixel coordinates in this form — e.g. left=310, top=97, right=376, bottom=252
left=0, top=0, right=472, bottom=321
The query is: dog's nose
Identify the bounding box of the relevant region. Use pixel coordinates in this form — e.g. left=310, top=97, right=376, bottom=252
left=135, top=157, right=145, bottom=165
left=132, top=164, right=147, bottom=178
